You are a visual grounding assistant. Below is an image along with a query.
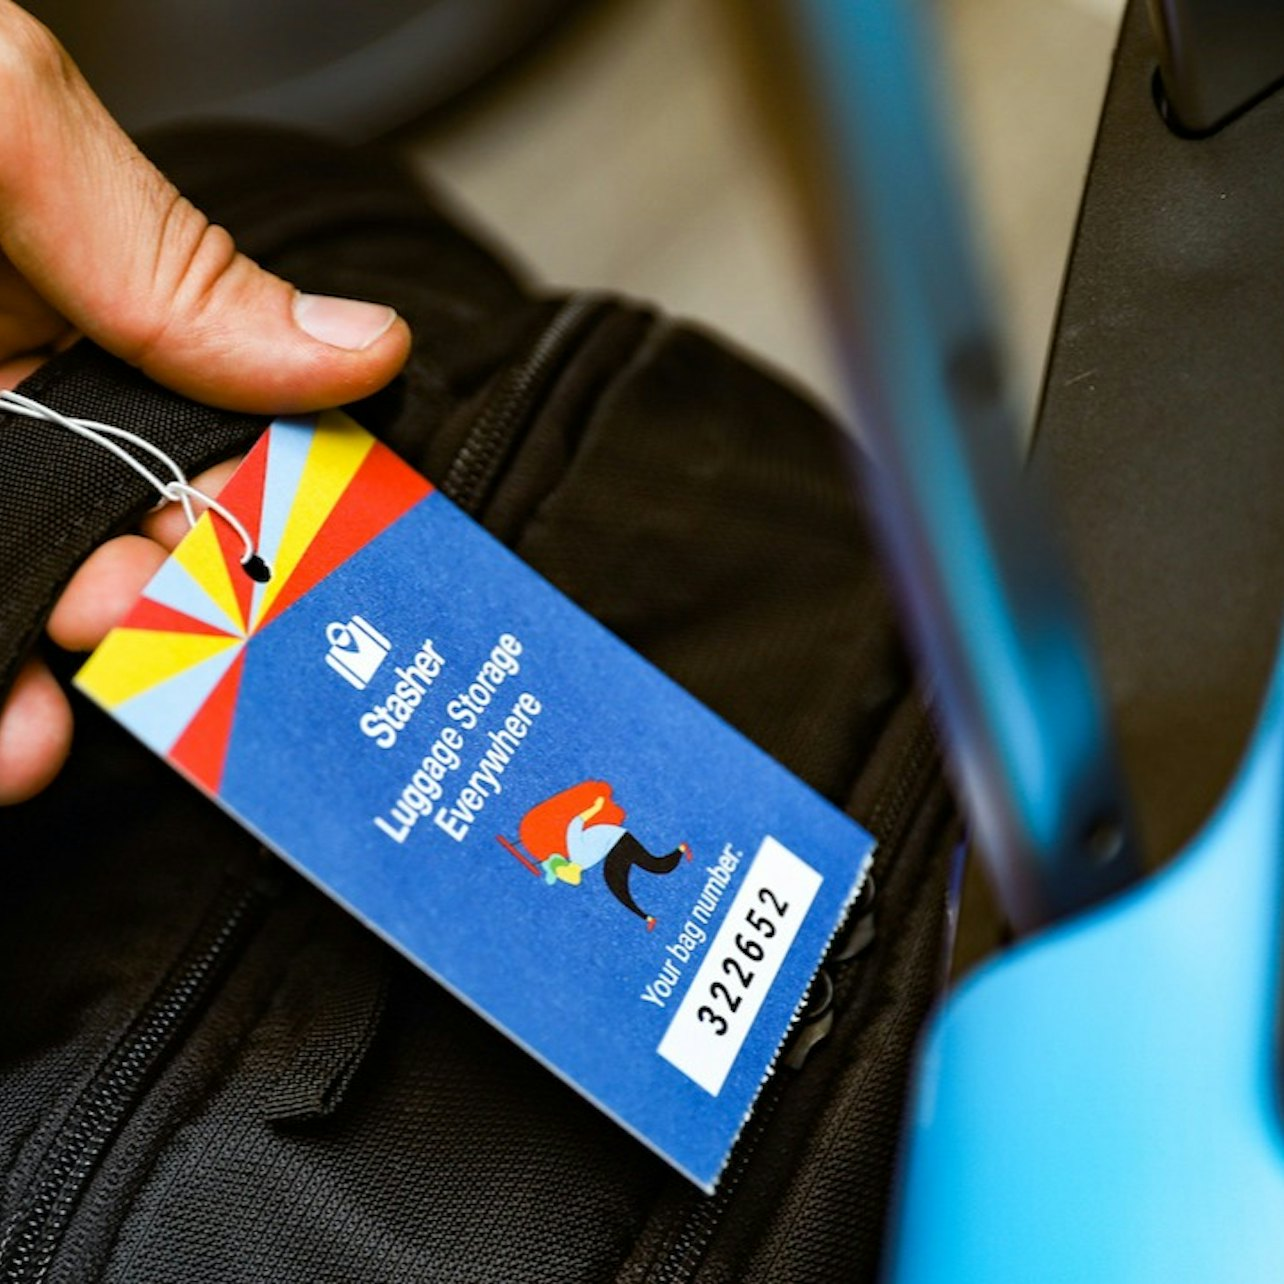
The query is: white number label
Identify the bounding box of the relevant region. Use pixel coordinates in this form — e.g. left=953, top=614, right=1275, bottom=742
left=658, top=837, right=821, bottom=1095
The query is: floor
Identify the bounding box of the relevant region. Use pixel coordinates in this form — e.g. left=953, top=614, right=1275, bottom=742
left=403, top=0, right=1128, bottom=429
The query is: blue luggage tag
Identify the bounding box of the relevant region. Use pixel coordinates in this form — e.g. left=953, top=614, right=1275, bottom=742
left=76, top=411, right=875, bottom=1190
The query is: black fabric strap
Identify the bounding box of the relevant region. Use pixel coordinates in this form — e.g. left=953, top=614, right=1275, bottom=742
left=0, top=344, right=269, bottom=703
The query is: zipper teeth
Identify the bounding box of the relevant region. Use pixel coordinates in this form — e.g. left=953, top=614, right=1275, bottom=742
left=866, top=710, right=938, bottom=849
left=0, top=881, right=267, bottom=1284
left=645, top=704, right=940, bottom=1284
left=440, top=292, right=607, bottom=514
left=651, top=1077, right=788, bottom=1284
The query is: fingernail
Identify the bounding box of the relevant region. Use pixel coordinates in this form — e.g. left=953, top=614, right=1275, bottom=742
left=293, top=293, right=397, bottom=351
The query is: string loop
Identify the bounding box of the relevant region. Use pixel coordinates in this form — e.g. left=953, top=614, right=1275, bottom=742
left=0, top=389, right=269, bottom=581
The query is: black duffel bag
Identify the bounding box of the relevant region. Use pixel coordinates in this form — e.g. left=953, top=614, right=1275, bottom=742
left=0, top=125, right=957, bottom=1284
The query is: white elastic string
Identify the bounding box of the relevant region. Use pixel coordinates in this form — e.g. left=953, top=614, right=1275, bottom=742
left=82, top=422, right=199, bottom=527
left=0, top=389, right=266, bottom=576
left=3, top=395, right=199, bottom=526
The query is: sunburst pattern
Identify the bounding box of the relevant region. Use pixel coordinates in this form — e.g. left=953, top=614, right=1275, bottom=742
left=77, top=410, right=432, bottom=792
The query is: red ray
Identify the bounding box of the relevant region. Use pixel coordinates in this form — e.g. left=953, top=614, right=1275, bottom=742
left=207, top=435, right=271, bottom=630
left=123, top=597, right=237, bottom=638
left=169, top=649, right=246, bottom=793
left=257, top=442, right=432, bottom=632
left=216, top=427, right=272, bottom=532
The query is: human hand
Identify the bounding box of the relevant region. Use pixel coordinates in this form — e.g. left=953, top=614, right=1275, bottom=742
left=0, top=2, right=411, bottom=803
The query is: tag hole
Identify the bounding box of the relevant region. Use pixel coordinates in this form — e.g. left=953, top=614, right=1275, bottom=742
left=241, top=555, right=272, bottom=583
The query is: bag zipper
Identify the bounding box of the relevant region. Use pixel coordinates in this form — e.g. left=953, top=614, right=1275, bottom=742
left=0, top=295, right=612, bottom=1284
left=440, top=292, right=610, bottom=514
left=644, top=708, right=941, bottom=1284
left=0, top=872, right=274, bottom=1284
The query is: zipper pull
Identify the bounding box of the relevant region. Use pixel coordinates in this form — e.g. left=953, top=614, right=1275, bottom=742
left=833, top=873, right=877, bottom=962
left=783, top=967, right=835, bottom=1070
left=782, top=876, right=878, bottom=1071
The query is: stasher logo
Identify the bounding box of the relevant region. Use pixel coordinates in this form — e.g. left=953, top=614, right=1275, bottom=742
left=325, top=615, right=392, bottom=690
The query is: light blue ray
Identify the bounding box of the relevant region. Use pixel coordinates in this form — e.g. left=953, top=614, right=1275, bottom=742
left=250, top=416, right=316, bottom=627
left=115, top=642, right=243, bottom=755
left=143, top=554, right=242, bottom=637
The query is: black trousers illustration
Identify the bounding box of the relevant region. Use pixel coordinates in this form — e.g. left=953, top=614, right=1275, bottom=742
left=602, top=834, right=685, bottom=923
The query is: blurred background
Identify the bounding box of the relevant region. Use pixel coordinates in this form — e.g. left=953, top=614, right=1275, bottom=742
left=25, top=0, right=1126, bottom=428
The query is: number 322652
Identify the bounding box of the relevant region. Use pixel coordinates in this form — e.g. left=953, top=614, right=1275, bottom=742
left=695, top=887, right=790, bottom=1037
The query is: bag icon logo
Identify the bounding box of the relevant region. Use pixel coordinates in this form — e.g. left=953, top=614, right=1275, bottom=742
left=325, top=615, right=392, bottom=690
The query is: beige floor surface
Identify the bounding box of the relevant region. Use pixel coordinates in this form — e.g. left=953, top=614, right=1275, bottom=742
left=403, top=0, right=1127, bottom=429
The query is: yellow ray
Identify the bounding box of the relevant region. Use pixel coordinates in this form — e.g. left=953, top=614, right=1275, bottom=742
left=76, top=629, right=241, bottom=708
left=173, top=514, right=245, bottom=634
left=254, top=409, right=374, bottom=626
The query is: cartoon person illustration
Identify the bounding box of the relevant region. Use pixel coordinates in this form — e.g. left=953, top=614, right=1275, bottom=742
left=500, top=781, right=690, bottom=930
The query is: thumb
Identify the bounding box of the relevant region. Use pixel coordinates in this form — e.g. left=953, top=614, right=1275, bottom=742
left=0, top=4, right=410, bottom=413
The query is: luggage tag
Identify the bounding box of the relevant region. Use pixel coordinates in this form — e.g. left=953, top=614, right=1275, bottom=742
left=75, top=410, right=875, bottom=1191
